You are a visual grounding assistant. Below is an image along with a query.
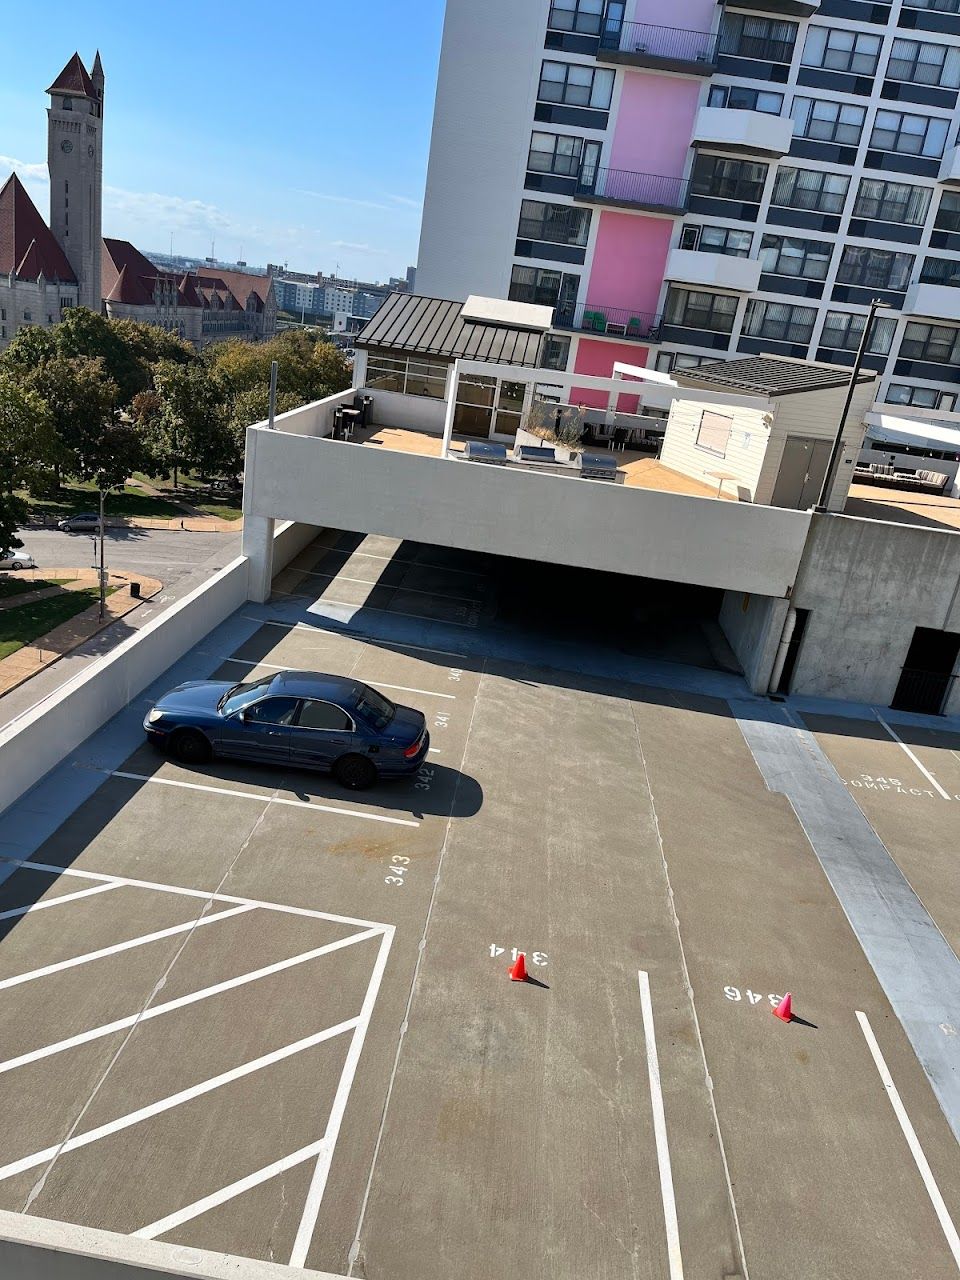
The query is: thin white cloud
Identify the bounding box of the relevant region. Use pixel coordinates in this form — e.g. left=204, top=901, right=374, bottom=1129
left=295, top=189, right=391, bottom=212
left=0, top=154, right=48, bottom=182
left=389, top=194, right=422, bottom=210
left=330, top=240, right=388, bottom=256
left=103, top=185, right=232, bottom=235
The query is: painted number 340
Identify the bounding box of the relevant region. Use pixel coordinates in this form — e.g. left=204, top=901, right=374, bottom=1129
left=724, top=986, right=783, bottom=1008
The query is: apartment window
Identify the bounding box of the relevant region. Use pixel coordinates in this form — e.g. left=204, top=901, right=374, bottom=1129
left=835, top=246, right=914, bottom=290
left=518, top=199, right=591, bottom=246
left=695, top=411, right=734, bottom=457
left=691, top=225, right=754, bottom=257
left=900, top=320, right=960, bottom=362
left=655, top=352, right=713, bottom=373
left=887, top=383, right=956, bottom=408
left=743, top=299, right=817, bottom=343
left=664, top=287, right=739, bottom=332
left=870, top=110, right=949, bottom=158
left=541, top=333, right=572, bottom=371
left=366, top=353, right=448, bottom=399
left=935, top=192, right=960, bottom=232
left=22, top=311, right=32, bottom=321
left=771, top=166, right=850, bottom=213
left=509, top=265, right=580, bottom=309
left=820, top=310, right=897, bottom=353
left=719, top=13, right=797, bottom=62
left=801, top=27, right=882, bottom=75
left=760, top=234, right=832, bottom=279
left=920, top=257, right=960, bottom=287
left=853, top=178, right=932, bottom=225
left=547, top=0, right=606, bottom=34
left=528, top=131, right=601, bottom=178
left=690, top=153, right=768, bottom=203
left=538, top=60, right=614, bottom=110
left=902, top=0, right=960, bottom=11
left=887, top=38, right=960, bottom=89
left=707, top=85, right=784, bottom=115
left=791, top=97, right=866, bottom=145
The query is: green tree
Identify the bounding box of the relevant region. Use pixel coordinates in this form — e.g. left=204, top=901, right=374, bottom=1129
left=109, top=318, right=196, bottom=371
left=54, top=307, right=148, bottom=406
left=28, top=355, right=120, bottom=485
left=0, top=373, right=55, bottom=553
left=151, top=360, right=232, bottom=485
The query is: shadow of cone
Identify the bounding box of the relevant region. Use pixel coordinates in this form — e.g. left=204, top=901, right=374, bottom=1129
left=508, top=953, right=527, bottom=982
left=773, top=992, right=793, bottom=1023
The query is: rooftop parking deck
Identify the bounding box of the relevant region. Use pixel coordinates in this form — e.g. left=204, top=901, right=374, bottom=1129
left=845, top=482, right=960, bottom=533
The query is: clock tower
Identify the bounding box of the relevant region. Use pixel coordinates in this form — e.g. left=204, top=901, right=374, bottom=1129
left=47, top=52, right=103, bottom=313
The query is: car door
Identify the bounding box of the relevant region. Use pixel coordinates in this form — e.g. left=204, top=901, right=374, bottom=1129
left=288, top=698, right=358, bottom=771
left=219, top=695, right=299, bottom=764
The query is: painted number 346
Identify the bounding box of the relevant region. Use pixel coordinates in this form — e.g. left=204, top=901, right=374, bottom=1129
left=724, top=986, right=783, bottom=1008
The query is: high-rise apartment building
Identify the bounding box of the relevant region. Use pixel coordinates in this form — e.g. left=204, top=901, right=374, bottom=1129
left=416, top=0, right=960, bottom=411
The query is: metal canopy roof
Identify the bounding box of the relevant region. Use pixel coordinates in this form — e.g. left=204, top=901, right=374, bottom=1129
left=679, top=354, right=877, bottom=397
left=356, top=293, right=546, bottom=367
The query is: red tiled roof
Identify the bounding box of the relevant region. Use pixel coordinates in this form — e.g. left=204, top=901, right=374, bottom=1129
left=195, top=267, right=271, bottom=310
left=0, top=173, right=76, bottom=283
left=47, top=53, right=96, bottom=98
left=102, top=238, right=171, bottom=307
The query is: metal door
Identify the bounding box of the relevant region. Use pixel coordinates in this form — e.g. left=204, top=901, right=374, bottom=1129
left=219, top=696, right=298, bottom=763
left=771, top=437, right=833, bottom=510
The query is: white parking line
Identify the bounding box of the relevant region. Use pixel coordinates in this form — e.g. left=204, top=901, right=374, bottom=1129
left=638, top=970, right=684, bottom=1280
left=106, top=770, right=420, bottom=828
left=875, top=713, right=951, bottom=800
left=203, top=654, right=456, bottom=700
left=856, top=1010, right=960, bottom=1270
left=294, top=546, right=485, bottom=579
left=278, top=565, right=484, bottom=606
left=245, top=617, right=473, bottom=662
left=0, top=927, right=384, bottom=1077
left=0, top=881, right=122, bottom=923
left=0, top=1018, right=360, bottom=1183
left=0, top=855, right=389, bottom=931
left=0, top=904, right=254, bottom=992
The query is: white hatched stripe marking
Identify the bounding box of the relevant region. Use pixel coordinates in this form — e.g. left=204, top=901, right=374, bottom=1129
left=135, top=1138, right=329, bottom=1239
left=290, top=927, right=394, bottom=1268
left=107, top=770, right=420, bottom=828
left=0, top=882, right=121, bottom=922
left=202, top=654, right=456, bottom=700
left=0, top=928, right=383, bottom=1077
left=638, top=970, right=684, bottom=1280
left=856, top=1011, right=960, bottom=1271
left=875, top=713, right=951, bottom=801
left=0, top=855, right=388, bottom=931
left=0, top=1019, right=360, bottom=1183
left=0, top=904, right=254, bottom=992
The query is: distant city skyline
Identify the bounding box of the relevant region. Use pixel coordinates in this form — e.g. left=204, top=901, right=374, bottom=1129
left=0, top=0, right=445, bottom=280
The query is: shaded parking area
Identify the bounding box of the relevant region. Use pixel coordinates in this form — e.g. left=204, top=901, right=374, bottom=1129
left=0, top=530, right=957, bottom=1278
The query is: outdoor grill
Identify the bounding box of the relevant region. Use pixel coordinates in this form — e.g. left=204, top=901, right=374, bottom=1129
left=577, top=452, right=621, bottom=482
left=461, top=441, right=508, bottom=465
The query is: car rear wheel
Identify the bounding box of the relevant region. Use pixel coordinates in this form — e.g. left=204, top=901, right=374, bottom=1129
left=333, top=753, right=377, bottom=791
left=10, top=562, right=23, bottom=571
left=171, top=729, right=212, bottom=765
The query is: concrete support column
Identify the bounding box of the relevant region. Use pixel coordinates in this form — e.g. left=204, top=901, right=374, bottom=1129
left=441, top=360, right=460, bottom=459
left=243, top=514, right=276, bottom=604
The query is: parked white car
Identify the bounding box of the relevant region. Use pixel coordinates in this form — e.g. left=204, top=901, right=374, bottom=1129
left=0, top=549, right=37, bottom=571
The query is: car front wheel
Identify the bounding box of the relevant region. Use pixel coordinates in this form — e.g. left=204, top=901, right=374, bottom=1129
left=170, top=729, right=212, bottom=765
left=10, top=562, right=23, bottom=571
left=333, top=754, right=377, bottom=791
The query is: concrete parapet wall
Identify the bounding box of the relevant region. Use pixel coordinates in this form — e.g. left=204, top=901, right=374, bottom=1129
left=0, top=1207, right=341, bottom=1280
left=243, top=427, right=811, bottom=597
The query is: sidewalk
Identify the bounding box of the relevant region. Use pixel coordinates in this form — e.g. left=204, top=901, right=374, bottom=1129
left=0, top=568, right=162, bottom=699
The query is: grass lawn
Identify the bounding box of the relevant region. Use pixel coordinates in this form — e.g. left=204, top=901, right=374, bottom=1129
left=133, top=471, right=243, bottom=521
left=0, top=586, right=118, bottom=660
left=0, top=576, right=72, bottom=600
left=17, top=482, right=186, bottom=522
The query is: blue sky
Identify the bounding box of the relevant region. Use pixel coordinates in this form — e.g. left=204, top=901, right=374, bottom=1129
left=0, top=0, right=446, bottom=280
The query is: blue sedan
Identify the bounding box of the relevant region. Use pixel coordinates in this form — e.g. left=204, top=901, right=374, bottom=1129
left=143, top=671, right=429, bottom=789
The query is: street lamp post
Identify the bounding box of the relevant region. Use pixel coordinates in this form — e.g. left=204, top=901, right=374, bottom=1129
left=98, top=484, right=106, bottom=621
left=814, top=297, right=889, bottom=512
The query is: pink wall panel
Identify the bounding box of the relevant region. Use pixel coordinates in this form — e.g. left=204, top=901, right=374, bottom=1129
left=587, top=211, right=672, bottom=314
left=571, top=338, right=649, bottom=410
left=630, top=0, right=716, bottom=33
left=609, top=72, right=701, bottom=178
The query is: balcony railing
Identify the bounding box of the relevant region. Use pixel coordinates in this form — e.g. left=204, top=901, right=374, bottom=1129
left=575, top=166, right=689, bottom=214
left=598, top=21, right=718, bottom=72
left=717, top=32, right=797, bottom=64
left=554, top=303, right=662, bottom=342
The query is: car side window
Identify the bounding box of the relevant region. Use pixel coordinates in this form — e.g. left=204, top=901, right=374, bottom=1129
left=244, top=697, right=300, bottom=726
left=297, top=700, right=353, bottom=732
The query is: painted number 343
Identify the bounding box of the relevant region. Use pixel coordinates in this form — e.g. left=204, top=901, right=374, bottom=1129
left=384, top=855, right=410, bottom=886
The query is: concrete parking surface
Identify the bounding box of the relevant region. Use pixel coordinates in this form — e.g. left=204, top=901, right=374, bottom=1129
left=0, top=530, right=957, bottom=1279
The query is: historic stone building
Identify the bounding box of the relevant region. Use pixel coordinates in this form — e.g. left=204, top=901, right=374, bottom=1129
left=0, top=52, right=276, bottom=352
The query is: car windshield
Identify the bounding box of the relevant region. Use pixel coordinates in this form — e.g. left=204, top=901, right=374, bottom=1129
left=220, top=675, right=277, bottom=715
left=354, top=685, right=396, bottom=730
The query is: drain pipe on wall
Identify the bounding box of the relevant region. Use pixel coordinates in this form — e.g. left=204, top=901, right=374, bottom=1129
left=768, top=606, right=798, bottom=694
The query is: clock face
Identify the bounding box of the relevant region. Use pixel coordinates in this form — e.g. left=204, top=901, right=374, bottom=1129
left=60, top=139, right=73, bottom=154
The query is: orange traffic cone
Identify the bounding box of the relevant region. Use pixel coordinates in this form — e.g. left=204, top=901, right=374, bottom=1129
left=508, top=953, right=527, bottom=982
left=773, top=992, right=793, bottom=1023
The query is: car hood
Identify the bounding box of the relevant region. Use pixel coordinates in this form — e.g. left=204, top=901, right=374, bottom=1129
left=382, top=704, right=426, bottom=745
left=153, top=680, right=233, bottom=716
